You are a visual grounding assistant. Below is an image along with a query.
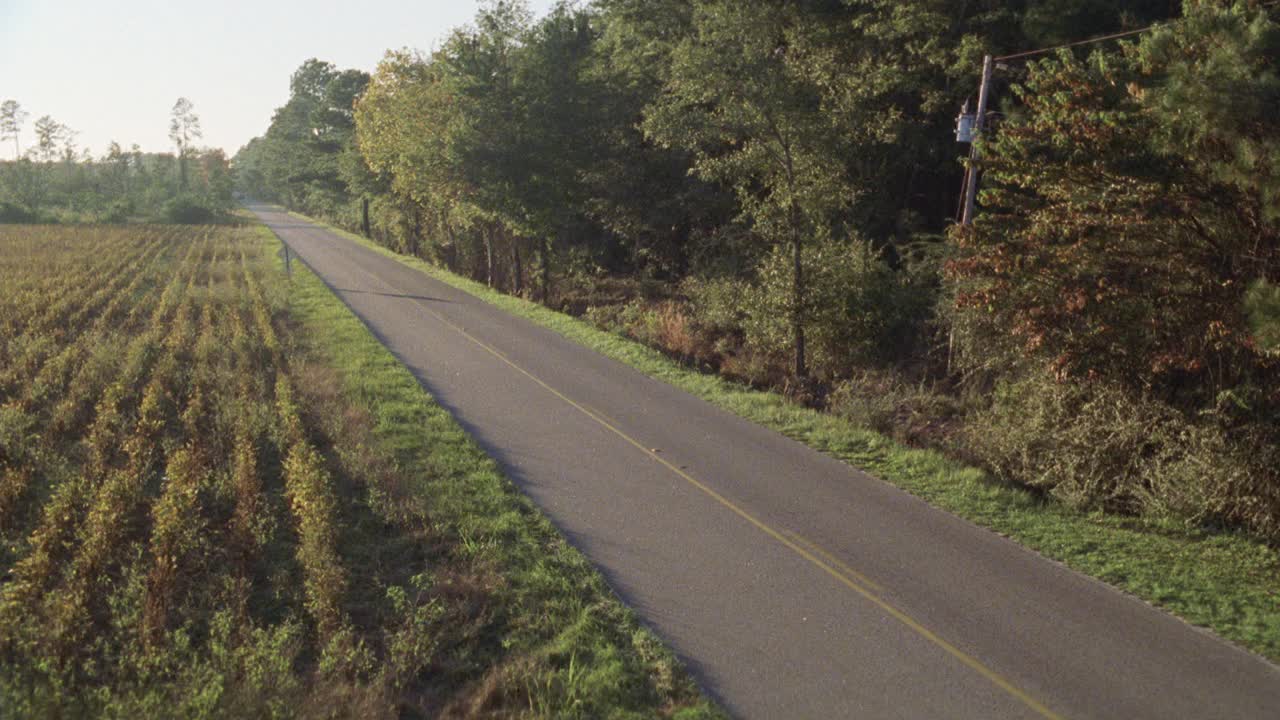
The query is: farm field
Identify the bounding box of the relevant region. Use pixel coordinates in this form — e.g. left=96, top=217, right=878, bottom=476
left=0, top=224, right=716, bottom=718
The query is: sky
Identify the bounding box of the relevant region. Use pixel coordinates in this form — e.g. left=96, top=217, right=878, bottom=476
left=0, top=0, right=557, bottom=158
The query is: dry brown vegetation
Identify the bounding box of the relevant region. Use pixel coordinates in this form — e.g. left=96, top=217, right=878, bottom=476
left=0, top=225, right=716, bottom=718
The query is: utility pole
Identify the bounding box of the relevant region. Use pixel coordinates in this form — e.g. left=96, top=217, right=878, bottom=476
left=953, top=20, right=1179, bottom=226
left=961, top=55, right=994, bottom=226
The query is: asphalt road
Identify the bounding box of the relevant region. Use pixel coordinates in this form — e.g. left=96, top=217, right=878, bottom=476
left=251, top=205, right=1280, bottom=719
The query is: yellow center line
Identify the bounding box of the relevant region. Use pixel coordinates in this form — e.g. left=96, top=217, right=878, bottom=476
left=295, top=233, right=1064, bottom=720
left=781, top=529, right=884, bottom=594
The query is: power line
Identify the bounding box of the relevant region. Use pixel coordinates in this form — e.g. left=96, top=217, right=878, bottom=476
left=994, top=1, right=1280, bottom=63
left=960, top=2, right=1280, bottom=224
left=993, top=26, right=1157, bottom=62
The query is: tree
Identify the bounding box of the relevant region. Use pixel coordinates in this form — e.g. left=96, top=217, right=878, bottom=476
left=356, top=49, right=469, bottom=262
left=950, top=2, right=1279, bottom=405
left=233, top=136, right=273, bottom=200
left=504, top=1, right=607, bottom=299
left=102, top=141, right=132, bottom=199
left=579, top=0, right=736, bottom=279
left=31, top=115, right=67, bottom=163
left=0, top=159, right=45, bottom=214
left=1022, top=0, right=1179, bottom=46
left=233, top=60, right=370, bottom=223
left=0, top=100, right=29, bottom=159
left=644, top=1, right=854, bottom=378
left=1136, top=0, right=1280, bottom=221
left=169, top=97, right=202, bottom=190
left=442, top=0, right=535, bottom=284
left=196, top=149, right=235, bottom=210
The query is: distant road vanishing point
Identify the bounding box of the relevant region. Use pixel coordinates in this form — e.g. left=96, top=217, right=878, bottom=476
left=251, top=204, right=1280, bottom=720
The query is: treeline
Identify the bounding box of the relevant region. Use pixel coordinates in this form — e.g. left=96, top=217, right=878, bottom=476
left=0, top=98, right=234, bottom=224
left=236, top=0, right=1280, bottom=541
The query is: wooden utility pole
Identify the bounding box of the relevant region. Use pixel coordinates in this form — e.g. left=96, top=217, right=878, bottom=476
left=956, top=21, right=1176, bottom=224
left=961, top=55, right=994, bottom=226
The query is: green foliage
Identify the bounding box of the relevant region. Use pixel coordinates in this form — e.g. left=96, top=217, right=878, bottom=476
left=0, top=119, right=233, bottom=225
left=1022, top=0, right=1177, bottom=45
left=253, top=0, right=1280, bottom=545
left=587, top=0, right=732, bottom=279
left=952, top=19, right=1279, bottom=404
left=1137, top=0, right=1280, bottom=220
left=1247, top=280, right=1280, bottom=353
left=690, top=237, right=930, bottom=379
left=232, top=60, right=370, bottom=227
left=827, top=368, right=961, bottom=447
left=0, top=200, right=37, bottom=223
left=642, top=0, right=857, bottom=375
left=161, top=194, right=217, bottom=224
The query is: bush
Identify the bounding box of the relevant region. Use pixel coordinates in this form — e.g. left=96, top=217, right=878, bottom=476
left=161, top=195, right=217, bottom=225
left=0, top=202, right=38, bottom=224
left=828, top=369, right=961, bottom=447
left=688, top=237, right=933, bottom=380
left=1247, top=280, right=1280, bottom=355
left=586, top=297, right=724, bottom=370
left=100, top=198, right=134, bottom=224
left=966, top=372, right=1280, bottom=541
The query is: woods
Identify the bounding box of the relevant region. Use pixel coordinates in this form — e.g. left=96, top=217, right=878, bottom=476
left=234, top=0, right=1280, bottom=540
left=0, top=98, right=233, bottom=224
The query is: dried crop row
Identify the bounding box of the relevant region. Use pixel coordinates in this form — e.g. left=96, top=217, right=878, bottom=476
left=7, top=228, right=167, bottom=340
left=0, top=235, right=207, bottom=631
left=280, top=394, right=349, bottom=639
left=0, top=226, right=134, bottom=334
left=142, top=237, right=257, bottom=645
left=0, top=229, right=173, bottom=404
left=25, top=238, right=190, bottom=426
left=0, top=226, right=360, bottom=707
left=0, top=235, right=204, bottom=536
left=269, top=238, right=352, bottom=651
left=0, top=231, right=248, bottom=709
left=0, top=225, right=574, bottom=718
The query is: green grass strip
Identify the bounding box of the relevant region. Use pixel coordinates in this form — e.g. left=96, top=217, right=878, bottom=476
left=282, top=211, right=1280, bottom=664
left=253, top=222, right=723, bottom=720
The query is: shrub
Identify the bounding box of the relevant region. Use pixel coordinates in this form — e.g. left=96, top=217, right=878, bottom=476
left=0, top=202, right=37, bottom=224
left=161, top=195, right=217, bottom=225
left=688, top=237, right=932, bottom=380
left=828, top=369, right=961, bottom=447
left=965, top=372, right=1280, bottom=540
left=1247, top=280, right=1280, bottom=355
left=100, top=198, right=134, bottom=224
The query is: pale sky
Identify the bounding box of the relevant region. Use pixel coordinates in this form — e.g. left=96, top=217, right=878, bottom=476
left=0, top=0, right=557, bottom=158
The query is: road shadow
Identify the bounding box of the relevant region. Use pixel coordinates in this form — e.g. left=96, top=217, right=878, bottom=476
left=264, top=222, right=325, bottom=230
left=333, top=287, right=455, bottom=304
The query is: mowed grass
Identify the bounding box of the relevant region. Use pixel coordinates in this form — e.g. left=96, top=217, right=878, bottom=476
left=291, top=210, right=1280, bottom=664
left=0, top=221, right=720, bottom=719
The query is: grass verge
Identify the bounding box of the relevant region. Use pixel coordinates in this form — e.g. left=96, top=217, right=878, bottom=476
left=280, top=209, right=1280, bottom=664
left=256, top=222, right=722, bottom=719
